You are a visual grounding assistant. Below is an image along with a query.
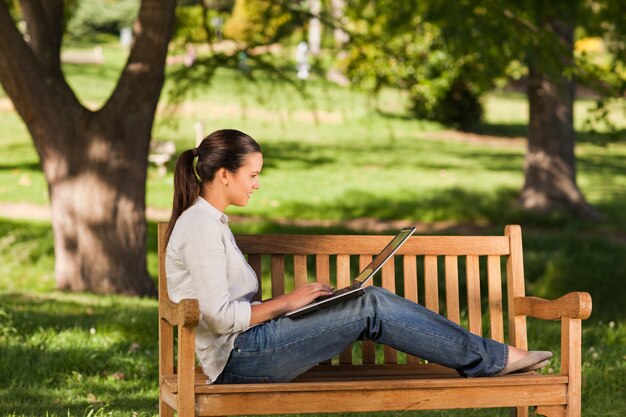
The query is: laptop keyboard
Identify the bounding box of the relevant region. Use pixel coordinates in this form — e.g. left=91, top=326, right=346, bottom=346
left=314, top=283, right=361, bottom=302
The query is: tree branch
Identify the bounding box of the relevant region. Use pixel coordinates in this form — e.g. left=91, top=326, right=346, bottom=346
left=104, top=0, right=177, bottom=116
left=18, top=0, right=64, bottom=73
left=0, top=1, right=80, bottom=157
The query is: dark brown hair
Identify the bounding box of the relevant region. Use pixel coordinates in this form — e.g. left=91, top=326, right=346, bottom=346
left=164, top=129, right=261, bottom=245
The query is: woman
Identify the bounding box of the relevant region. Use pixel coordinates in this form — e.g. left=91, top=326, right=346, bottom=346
left=165, top=129, right=552, bottom=384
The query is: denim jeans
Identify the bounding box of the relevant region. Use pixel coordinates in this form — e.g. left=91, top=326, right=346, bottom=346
left=216, top=287, right=508, bottom=383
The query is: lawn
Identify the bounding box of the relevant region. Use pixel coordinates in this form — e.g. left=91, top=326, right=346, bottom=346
left=0, top=42, right=625, bottom=416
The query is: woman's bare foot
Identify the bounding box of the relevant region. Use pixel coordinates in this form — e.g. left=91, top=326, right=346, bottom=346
left=499, top=346, right=553, bottom=376
left=507, top=346, right=529, bottom=364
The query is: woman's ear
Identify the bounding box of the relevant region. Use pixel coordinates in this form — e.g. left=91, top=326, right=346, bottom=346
left=217, top=167, right=229, bottom=186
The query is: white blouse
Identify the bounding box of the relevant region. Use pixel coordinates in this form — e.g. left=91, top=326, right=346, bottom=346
left=165, top=197, right=258, bottom=383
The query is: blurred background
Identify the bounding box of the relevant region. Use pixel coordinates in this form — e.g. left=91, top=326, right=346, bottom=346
left=0, top=0, right=624, bottom=416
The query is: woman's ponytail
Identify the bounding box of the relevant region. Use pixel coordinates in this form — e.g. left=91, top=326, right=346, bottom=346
left=164, top=149, right=200, bottom=246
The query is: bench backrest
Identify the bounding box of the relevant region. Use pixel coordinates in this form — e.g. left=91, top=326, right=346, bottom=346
left=158, top=223, right=529, bottom=368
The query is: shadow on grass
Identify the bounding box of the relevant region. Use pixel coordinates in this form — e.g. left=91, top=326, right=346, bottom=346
left=0, top=341, right=158, bottom=416
left=578, top=151, right=626, bottom=177
left=0, top=142, right=42, bottom=172
left=468, top=122, right=528, bottom=138
left=469, top=122, right=625, bottom=145
left=0, top=292, right=159, bottom=416
left=272, top=186, right=562, bottom=226
left=0, top=292, right=157, bottom=342
left=0, top=161, right=41, bottom=172
left=260, top=139, right=526, bottom=174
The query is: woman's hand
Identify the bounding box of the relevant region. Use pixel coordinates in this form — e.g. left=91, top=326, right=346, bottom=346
left=281, top=283, right=334, bottom=311
left=250, top=283, right=334, bottom=325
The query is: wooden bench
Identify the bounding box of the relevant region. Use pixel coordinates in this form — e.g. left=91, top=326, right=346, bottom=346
left=157, top=223, right=592, bottom=417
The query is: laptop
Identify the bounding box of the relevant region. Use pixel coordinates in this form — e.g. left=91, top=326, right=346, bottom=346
left=285, top=227, right=416, bottom=318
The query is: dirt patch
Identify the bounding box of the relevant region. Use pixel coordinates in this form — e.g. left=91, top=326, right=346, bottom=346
left=0, top=98, right=14, bottom=112
left=419, top=130, right=526, bottom=148
left=162, top=101, right=345, bottom=124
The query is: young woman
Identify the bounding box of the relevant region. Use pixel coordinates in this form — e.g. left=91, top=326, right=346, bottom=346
left=165, top=129, right=552, bottom=384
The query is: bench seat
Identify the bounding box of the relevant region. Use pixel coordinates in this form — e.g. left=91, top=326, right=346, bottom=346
left=162, top=367, right=569, bottom=416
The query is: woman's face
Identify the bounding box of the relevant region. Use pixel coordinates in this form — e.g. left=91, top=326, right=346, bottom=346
left=225, top=152, right=263, bottom=207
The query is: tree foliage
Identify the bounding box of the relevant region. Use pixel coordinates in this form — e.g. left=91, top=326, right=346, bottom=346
left=223, top=0, right=298, bottom=44
left=65, top=0, right=139, bottom=38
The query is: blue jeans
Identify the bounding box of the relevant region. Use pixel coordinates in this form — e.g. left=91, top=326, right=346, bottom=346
left=216, top=287, right=508, bottom=383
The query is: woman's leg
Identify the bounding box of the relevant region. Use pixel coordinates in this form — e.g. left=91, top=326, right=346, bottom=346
left=217, top=287, right=507, bottom=383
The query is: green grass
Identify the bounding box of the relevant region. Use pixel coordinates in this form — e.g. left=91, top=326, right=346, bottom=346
left=1, top=42, right=625, bottom=416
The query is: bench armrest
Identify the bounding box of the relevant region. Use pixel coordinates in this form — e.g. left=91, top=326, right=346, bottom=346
left=161, top=297, right=200, bottom=328
left=514, top=292, right=592, bottom=320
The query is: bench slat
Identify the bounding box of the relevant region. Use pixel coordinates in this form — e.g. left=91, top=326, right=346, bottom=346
left=382, top=260, right=397, bottom=364
left=236, top=235, right=511, bottom=256
left=248, top=254, right=262, bottom=302
left=316, top=254, right=332, bottom=364
left=336, top=255, right=351, bottom=287
left=316, top=254, right=330, bottom=285
left=505, top=225, right=528, bottom=350
left=488, top=255, right=505, bottom=342
left=424, top=255, right=439, bottom=313
left=359, top=254, right=376, bottom=364
left=294, top=255, right=308, bottom=287
left=271, top=255, right=285, bottom=298
left=466, top=255, right=482, bottom=336
left=403, top=255, right=420, bottom=364
left=444, top=255, right=461, bottom=325
left=337, top=254, right=352, bottom=364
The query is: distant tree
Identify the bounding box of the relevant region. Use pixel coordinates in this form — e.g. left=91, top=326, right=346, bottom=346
left=0, top=0, right=176, bottom=295
left=342, top=0, right=626, bottom=219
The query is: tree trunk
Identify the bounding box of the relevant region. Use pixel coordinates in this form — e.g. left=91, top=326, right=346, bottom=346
left=46, top=114, right=154, bottom=295
left=0, top=0, right=177, bottom=295
left=519, top=18, right=600, bottom=219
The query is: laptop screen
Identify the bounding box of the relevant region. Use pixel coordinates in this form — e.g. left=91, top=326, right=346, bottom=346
left=352, top=227, right=416, bottom=284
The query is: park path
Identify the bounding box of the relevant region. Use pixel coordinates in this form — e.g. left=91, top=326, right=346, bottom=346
left=2, top=203, right=625, bottom=244
left=0, top=202, right=491, bottom=235
left=0, top=202, right=170, bottom=222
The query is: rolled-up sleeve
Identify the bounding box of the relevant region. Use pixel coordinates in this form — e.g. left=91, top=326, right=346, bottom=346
left=180, top=219, right=251, bottom=334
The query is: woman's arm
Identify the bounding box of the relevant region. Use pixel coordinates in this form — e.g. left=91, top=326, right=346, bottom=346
left=250, top=283, right=333, bottom=325
left=181, top=219, right=253, bottom=334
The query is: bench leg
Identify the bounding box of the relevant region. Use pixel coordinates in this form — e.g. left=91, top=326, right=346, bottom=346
left=562, top=318, right=582, bottom=417
left=159, top=400, right=174, bottom=417
left=510, top=406, right=528, bottom=417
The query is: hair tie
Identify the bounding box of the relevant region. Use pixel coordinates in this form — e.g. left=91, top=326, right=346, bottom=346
left=192, top=148, right=198, bottom=157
